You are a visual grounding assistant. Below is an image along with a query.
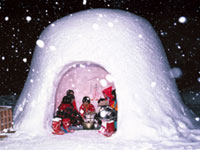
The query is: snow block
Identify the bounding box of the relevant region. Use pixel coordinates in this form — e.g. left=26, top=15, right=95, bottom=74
left=13, top=8, right=199, bottom=140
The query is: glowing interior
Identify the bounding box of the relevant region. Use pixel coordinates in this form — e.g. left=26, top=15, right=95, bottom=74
left=55, top=62, right=115, bottom=112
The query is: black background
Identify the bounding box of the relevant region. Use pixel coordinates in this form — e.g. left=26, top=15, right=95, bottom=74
left=0, top=0, right=200, bottom=96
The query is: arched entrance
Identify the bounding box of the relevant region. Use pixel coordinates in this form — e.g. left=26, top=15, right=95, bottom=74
left=54, top=61, right=116, bottom=113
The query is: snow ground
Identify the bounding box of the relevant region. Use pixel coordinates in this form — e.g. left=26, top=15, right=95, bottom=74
left=1, top=130, right=200, bottom=150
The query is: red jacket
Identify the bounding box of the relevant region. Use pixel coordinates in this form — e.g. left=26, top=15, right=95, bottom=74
left=79, top=104, right=95, bottom=117
left=72, top=100, right=78, bottom=112
left=59, top=103, right=72, bottom=111
left=102, top=86, right=114, bottom=106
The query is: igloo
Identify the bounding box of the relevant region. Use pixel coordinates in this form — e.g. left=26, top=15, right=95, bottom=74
left=14, top=8, right=199, bottom=140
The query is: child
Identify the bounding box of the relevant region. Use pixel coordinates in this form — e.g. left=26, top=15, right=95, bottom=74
left=79, top=96, right=95, bottom=119
left=52, top=93, right=82, bottom=134
left=97, top=98, right=117, bottom=137
left=66, top=89, right=78, bottom=112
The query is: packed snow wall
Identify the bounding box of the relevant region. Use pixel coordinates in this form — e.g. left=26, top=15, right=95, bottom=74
left=14, top=8, right=199, bottom=140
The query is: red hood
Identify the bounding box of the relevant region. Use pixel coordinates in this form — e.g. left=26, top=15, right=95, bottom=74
left=102, top=86, right=113, bottom=100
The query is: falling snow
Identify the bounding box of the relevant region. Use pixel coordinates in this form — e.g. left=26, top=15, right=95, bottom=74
left=50, top=46, right=56, bottom=51
left=177, top=45, right=181, bottom=49
left=197, top=77, right=200, bottom=83
left=26, top=16, right=32, bottom=22
left=138, top=34, right=143, bottom=38
left=169, top=67, right=183, bottom=79
left=23, top=58, right=27, bottom=63
left=83, top=0, right=87, bottom=5
left=30, top=79, right=34, bottom=83
left=195, top=117, right=200, bottom=121
left=5, top=16, right=9, bottom=21
left=100, top=79, right=107, bottom=87
left=178, top=16, right=187, bottom=23
left=105, top=74, right=113, bottom=82
left=36, top=39, right=45, bottom=48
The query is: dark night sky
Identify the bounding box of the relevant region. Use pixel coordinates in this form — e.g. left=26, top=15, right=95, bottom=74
left=0, top=0, right=200, bottom=96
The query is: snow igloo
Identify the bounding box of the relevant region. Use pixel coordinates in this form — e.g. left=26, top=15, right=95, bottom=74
left=14, top=8, right=199, bottom=140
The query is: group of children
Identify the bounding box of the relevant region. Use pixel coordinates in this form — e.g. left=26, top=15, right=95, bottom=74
left=52, top=87, right=118, bottom=137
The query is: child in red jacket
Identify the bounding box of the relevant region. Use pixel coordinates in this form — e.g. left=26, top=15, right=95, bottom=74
left=79, top=96, right=95, bottom=120
left=52, top=93, right=82, bottom=135
left=66, top=89, right=78, bottom=112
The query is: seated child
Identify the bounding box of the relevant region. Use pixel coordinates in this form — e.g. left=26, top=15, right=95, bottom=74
left=52, top=93, right=82, bottom=134
left=79, top=96, right=95, bottom=120
left=97, top=98, right=117, bottom=137
left=66, top=89, right=78, bottom=112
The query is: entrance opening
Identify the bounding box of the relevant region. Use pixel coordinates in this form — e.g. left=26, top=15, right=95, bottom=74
left=53, top=61, right=117, bottom=136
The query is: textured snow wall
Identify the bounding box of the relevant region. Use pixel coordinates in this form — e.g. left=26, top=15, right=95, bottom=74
left=14, top=9, right=199, bottom=140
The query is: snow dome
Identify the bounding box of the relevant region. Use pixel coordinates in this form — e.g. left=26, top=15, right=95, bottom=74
left=14, top=8, right=199, bottom=140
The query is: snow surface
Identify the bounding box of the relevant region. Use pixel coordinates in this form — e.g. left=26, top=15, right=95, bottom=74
left=2, top=130, right=200, bottom=150
left=2, top=8, right=200, bottom=149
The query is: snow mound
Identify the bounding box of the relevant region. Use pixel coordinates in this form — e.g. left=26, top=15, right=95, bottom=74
left=13, top=8, right=200, bottom=142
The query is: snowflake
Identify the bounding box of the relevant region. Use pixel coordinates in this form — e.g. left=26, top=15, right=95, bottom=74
left=138, top=34, right=143, bottom=38
left=98, top=14, right=103, bottom=18
left=106, top=74, right=113, bottom=82
left=195, top=117, right=200, bottom=122
left=26, top=16, right=32, bottom=22
left=5, top=16, right=9, bottom=21
left=23, top=58, right=27, bottom=63
left=100, top=79, right=107, bottom=87
left=178, top=16, right=187, bottom=24
left=36, top=39, right=45, bottom=48
left=30, top=79, right=34, bottom=83
left=169, top=67, right=182, bottom=79
left=177, top=45, right=181, bottom=49
left=197, top=77, right=200, bottom=83
left=80, top=64, right=86, bottom=68
left=50, top=45, right=56, bottom=51
left=83, top=0, right=87, bottom=5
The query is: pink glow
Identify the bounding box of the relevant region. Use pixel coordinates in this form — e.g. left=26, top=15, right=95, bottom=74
left=55, top=62, right=115, bottom=112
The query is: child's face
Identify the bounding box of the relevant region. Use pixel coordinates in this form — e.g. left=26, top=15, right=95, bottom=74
left=83, top=101, right=89, bottom=107
left=98, top=99, right=109, bottom=106
left=69, top=91, right=74, bottom=95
